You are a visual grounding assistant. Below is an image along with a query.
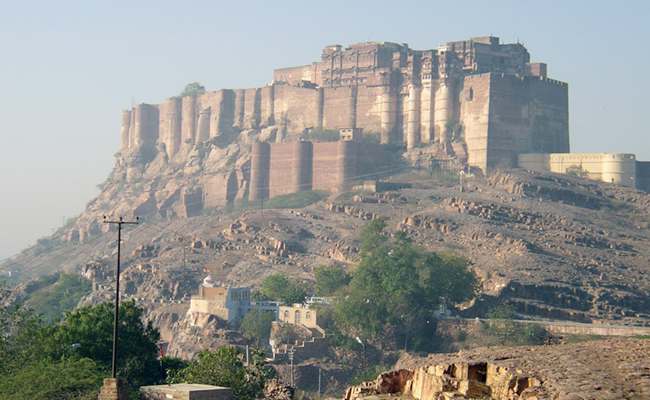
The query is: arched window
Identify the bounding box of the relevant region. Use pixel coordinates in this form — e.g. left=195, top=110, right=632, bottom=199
left=295, top=310, right=301, bottom=324
left=284, top=310, right=289, bottom=319
left=306, top=311, right=311, bottom=320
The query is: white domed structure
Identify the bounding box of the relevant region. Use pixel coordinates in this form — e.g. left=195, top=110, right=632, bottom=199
left=202, top=275, right=216, bottom=287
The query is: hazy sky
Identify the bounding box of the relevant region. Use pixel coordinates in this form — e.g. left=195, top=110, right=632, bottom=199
left=1, top=1, right=649, bottom=261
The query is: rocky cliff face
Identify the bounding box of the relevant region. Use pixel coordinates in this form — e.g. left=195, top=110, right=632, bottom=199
left=345, top=338, right=650, bottom=400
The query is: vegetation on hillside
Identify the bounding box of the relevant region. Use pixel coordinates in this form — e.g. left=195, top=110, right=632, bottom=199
left=315, top=218, right=479, bottom=352
left=313, top=265, right=350, bottom=296
left=240, top=308, right=275, bottom=347
left=0, top=290, right=167, bottom=398
left=253, top=273, right=308, bottom=305
left=167, top=347, right=275, bottom=400
left=25, top=273, right=92, bottom=323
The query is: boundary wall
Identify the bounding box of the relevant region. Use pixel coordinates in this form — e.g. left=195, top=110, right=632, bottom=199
left=519, top=153, right=637, bottom=188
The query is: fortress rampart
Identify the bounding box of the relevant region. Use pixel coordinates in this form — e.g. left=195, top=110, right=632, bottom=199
left=120, top=36, right=569, bottom=174
left=249, top=140, right=387, bottom=200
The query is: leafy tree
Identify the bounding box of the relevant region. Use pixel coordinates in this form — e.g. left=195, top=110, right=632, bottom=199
left=36, top=300, right=161, bottom=390
left=334, top=219, right=479, bottom=350
left=178, top=82, right=206, bottom=97
left=314, top=265, right=350, bottom=296
left=359, top=218, right=387, bottom=255
left=257, top=274, right=307, bottom=305
left=240, top=309, right=275, bottom=347
left=0, top=358, right=104, bottom=400
left=169, top=347, right=275, bottom=400
left=566, top=164, right=589, bottom=178
left=486, top=300, right=517, bottom=320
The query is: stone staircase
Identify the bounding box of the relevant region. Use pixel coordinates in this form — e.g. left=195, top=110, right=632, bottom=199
left=272, top=325, right=329, bottom=362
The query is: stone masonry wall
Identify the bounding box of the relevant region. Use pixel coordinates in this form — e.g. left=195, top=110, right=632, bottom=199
left=120, top=39, right=568, bottom=176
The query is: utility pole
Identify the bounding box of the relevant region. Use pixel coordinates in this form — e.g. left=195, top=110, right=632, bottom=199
left=103, top=216, right=139, bottom=379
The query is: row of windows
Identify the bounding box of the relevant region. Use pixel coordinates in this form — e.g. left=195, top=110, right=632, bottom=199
left=283, top=310, right=311, bottom=320
left=231, top=291, right=250, bottom=301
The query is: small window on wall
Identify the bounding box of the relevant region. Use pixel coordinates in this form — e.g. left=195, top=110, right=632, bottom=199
left=306, top=311, right=311, bottom=320
left=467, top=87, right=474, bottom=101
left=284, top=310, right=289, bottom=319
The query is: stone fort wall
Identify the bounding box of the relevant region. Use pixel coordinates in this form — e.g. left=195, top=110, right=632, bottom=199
left=249, top=140, right=387, bottom=201
left=119, top=37, right=570, bottom=191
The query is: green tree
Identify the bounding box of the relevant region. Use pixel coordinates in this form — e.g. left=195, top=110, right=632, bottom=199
left=240, top=309, right=275, bottom=347
left=169, top=347, right=275, bottom=400
left=0, top=358, right=105, bottom=400
left=257, top=274, right=307, bottom=305
left=486, top=300, right=516, bottom=320
left=37, top=300, right=161, bottom=390
left=359, top=218, right=387, bottom=255
left=566, top=164, right=589, bottom=178
left=178, top=82, right=206, bottom=97
left=334, top=219, right=479, bottom=350
left=314, top=265, right=350, bottom=296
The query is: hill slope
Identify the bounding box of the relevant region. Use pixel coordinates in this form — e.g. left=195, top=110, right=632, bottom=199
left=4, top=156, right=650, bottom=356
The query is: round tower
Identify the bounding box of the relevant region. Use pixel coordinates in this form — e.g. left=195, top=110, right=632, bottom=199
left=292, top=141, right=313, bottom=192
left=250, top=142, right=271, bottom=201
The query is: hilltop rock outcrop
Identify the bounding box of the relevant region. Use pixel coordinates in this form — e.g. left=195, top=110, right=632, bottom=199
left=345, top=338, right=650, bottom=400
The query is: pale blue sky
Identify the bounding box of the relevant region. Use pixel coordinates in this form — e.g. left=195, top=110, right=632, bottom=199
left=1, top=1, right=649, bottom=260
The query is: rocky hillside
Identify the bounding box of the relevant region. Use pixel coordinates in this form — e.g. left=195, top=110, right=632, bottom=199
left=4, top=133, right=650, bottom=357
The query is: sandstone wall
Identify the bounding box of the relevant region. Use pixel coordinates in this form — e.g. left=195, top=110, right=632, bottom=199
left=274, top=63, right=317, bottom=85
left=269, top=142, right=297, bottom=198
left=272, top=85, right=320, bottom=132
left=528, top=76, right=570, bottom=153
left=354, top=85, right=383, bottom=133
left=312, top=141, right=341, bottom=192
left=636, top=161, right=650, bottom=192
left=461, top=74, right=492, bottom=170
left=120, top=39, right=569, bottom=177
left=323, top=86, right=356, bottom=128
left=250, top=140, right=387, bottom=200
left=475, top=73, right=569, bottom=171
